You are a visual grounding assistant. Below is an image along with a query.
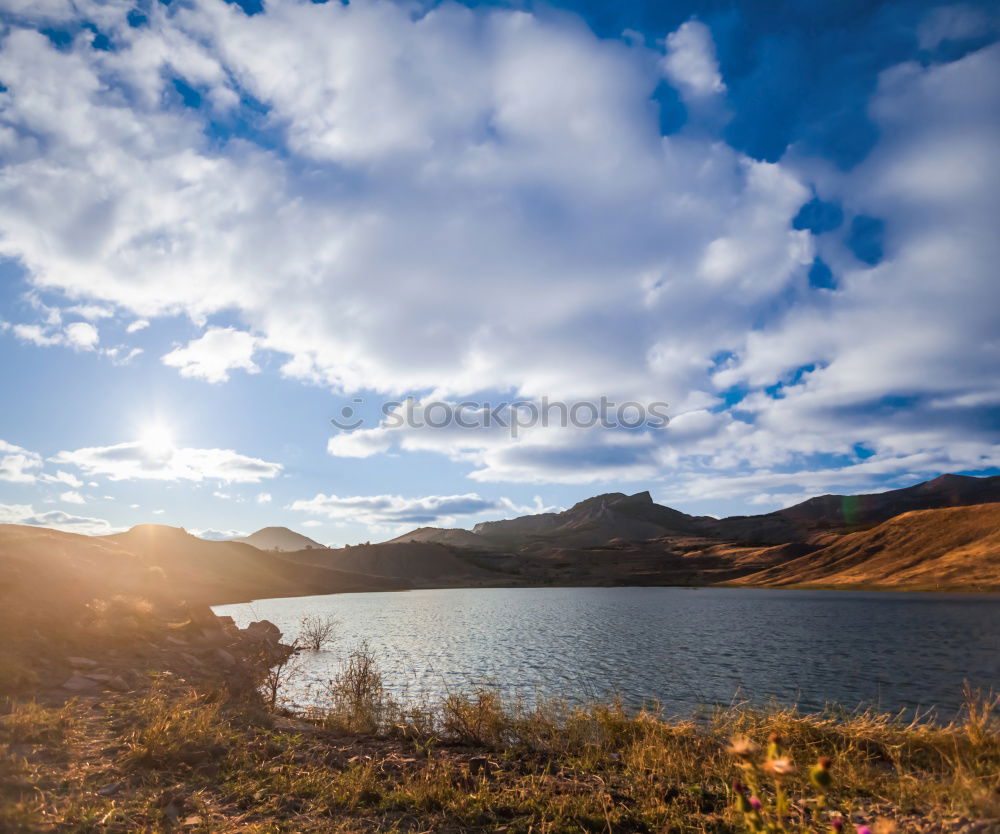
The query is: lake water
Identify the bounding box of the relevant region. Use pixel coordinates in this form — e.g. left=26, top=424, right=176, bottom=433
left=215, top=586, right=1000, bottom=718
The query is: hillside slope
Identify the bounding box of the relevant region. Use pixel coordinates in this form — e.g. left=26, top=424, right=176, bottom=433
left=731, top=503, right=1000, bottom=589
left=0, top=523, right=408, bottom=613
left=707, top=474, right=1000, bottom=544
left=386, top=527, right=505, bottom=550
left=107, top=525, right=407, bottom=602
left=281, top=541, right=509, bottom=586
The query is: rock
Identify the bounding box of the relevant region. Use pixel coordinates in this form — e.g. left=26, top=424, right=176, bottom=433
left=213, top=648, right=236, bottom=667
left=188, top=603, right=222, bottom=629
left=107, top=676, right=129, bottom=692
left=165, top=635, right=188, bottom=647
left=66, top=656, right=99, bottom=669
left=62, top=673, right=99, bottom=692
left=96, top=781, right=124, bottom=797
left=197, top=626, right=230, bottom=646
left=244, top=620, right=282, bottom=643
left=469, top=757, right=498, bottom=778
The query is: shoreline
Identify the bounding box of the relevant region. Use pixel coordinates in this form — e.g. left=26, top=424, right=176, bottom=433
left=2, top=604, right=997, bottom=833
left=208, top=580, right=1000, bottom=607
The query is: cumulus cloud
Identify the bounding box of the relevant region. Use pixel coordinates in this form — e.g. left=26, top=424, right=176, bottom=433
left=290, top=492, right=500, bottom=526
left=161, top=327, right=261, bottom=383
left=256, top=492, right=272, bottom=504
left=0, top=1, right=995, bottom=510
left=50, top=442, right=283, bottom=483
left=0, top=439, right=42, bottom=483
left=0, top=2, right=810, bottom=405
left=59, top=490, right=85, bottom=504
left=64, top=321, right=99, bottom=349
left=661, top=20, right=725, bottom=99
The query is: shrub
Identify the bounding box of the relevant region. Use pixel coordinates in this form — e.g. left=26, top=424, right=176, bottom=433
left=325, top=642, right=390, bottom=734
left=297, top=614, right=341, bottom=651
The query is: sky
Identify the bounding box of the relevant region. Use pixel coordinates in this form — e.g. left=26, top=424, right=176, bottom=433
left=0, top=0, right=998, bottom=545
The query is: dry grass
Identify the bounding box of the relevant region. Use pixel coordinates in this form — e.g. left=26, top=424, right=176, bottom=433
left=1, top=647, right=997, bottom=833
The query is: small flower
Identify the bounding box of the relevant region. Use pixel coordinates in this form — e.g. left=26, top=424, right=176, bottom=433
left=857, top=827, right=872, bottom=834
left=761, top=756, right=795, bottom=776
left=727, top=736, right=760, bottom=760
left=809, top=756, right=833, bottom=790
left=830, top=817, right=844, bottom=832
left=749, top=796, right=763, bottom=811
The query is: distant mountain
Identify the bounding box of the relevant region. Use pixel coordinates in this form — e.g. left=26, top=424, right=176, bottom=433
left=281, top=540, right=509, bottom=586
left=706, top=473, right=1000, bottom=544
left=471, top=491, right=703, bottom=549
left=386, top=526, right=505, bottom=550
left=378, top=474, right=1000, bottom=590
left=231, top=526, right=325, bottom=552
left=389, top=475, right=1000, bottom=551
left=730, top=502, right=1000, bottom=590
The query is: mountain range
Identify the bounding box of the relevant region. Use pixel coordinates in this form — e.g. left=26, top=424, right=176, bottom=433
left=0, top=475, right=997, bottom=612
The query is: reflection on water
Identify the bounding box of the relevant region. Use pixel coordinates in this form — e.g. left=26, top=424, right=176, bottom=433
left=215, top=586, right=1000, bottom=717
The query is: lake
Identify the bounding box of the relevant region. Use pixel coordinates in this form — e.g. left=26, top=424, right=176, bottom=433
left=215, top=586, right=1000, bottom=718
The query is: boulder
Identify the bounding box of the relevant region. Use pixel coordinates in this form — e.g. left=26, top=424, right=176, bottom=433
left=62, top=672, right=99, bottom=692
left=213, top=648, right=236, bottom=668
left=66, top=656, right=99, bottom=669
left=244, top=620, right=282, bottom=643
left=187, top=604, right=223, bottom=630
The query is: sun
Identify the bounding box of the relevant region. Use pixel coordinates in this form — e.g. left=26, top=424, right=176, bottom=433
left=139, top=422, right=175, bottom=457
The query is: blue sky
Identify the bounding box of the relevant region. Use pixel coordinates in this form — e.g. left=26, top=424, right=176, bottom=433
left=0, top=0, right=998, bottom=544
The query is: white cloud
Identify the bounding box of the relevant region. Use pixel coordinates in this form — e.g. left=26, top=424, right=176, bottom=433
left=0, top=4, right=994, bottom=508
left=59, top=490, right=85, bottom=504
left=0, top=4, right=809, bottom=407
left=290, top=492, right=500, bottom=527
left=194, top=528, right=246, bottom=540
left=0, top=502, right=119, bottom=535
left=42, top=469, right=83, bottom=488
left=67, top=303, right=114, bottom=320
left=64, top=321, right=99, bottom=350
left=0, top=439, right=42, bottom=483
left=162, top=327, right=260, bottom=383
left=661, top=20, right=725, bottom=99
left=126, top=318, right=150, bottom=333
left=11, top=323, right=63, bottom=347
left=256, top=492, right=272, bottom=504
left=8, top=320, right=99, bottom=351
left=50, top=441, right=283, bottom=483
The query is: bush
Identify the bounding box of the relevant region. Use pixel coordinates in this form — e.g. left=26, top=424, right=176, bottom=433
left=441, top=687, right=508, bottom=746
left=325, top=642, right=389, bottom=734
left=298, top=614, right=340, bottom=651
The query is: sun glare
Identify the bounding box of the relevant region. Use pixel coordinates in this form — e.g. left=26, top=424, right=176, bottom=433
left=139, top=423, right=175, bottom=457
